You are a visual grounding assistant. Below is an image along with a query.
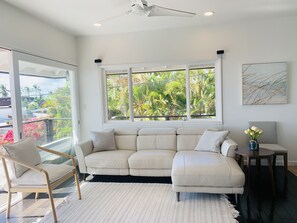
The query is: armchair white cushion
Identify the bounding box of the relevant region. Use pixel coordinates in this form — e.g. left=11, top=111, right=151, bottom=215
left=3, top=138, right=41, bottom=178
left=12, top=163, right=74, bottom=186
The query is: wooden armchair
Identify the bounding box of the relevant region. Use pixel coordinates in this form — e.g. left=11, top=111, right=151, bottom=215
left=1, top=138, right=81, bottom=223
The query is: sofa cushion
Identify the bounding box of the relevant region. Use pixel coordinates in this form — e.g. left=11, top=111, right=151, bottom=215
left=137, top=128, right=177, bottom=151
left=177, top=128, right=208, bottom=135
left=194, top=130, right=229, bottom=153
left=85, top=150, right=135, bottom=169
left=177, top=135, right=200, bottom=151
left=3, top=138, right=41, bottom=178
left=91, top=129, right=116, bottom=152
left=172, top=151, right=245, bottom=187
left=138, top=128, right=176, bottom=135
left=128, top=150, right=176, bottom=169
left=114, top=128, right=138, bottom=151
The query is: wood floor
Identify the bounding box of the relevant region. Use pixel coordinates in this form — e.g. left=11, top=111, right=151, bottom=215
left=235, top=166, right=297, bottom=223
left=0, top=167, right=297, bottom=223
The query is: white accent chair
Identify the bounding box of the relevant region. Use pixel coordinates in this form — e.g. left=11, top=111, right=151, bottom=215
left=249, top=121, right=288, bottom=182
left=1, top=138, right=82, bottom=223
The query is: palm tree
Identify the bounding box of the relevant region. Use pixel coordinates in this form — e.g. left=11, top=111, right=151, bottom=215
left=0, top=84, right=9, bottom=97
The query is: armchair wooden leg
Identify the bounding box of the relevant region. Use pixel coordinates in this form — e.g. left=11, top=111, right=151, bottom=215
left=47, top=188, right=57, bottom=223
left=74, top=170, right=82, bottom=200
left=6, top=191, right=12, bottom=218
left=45, top=173, right=57, bottom=223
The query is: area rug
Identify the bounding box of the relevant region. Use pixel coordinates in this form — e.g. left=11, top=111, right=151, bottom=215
left=40, top=182, right=239, bottom=223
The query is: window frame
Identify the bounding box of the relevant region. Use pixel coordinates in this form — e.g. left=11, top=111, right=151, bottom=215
left=100, top=59, right=222, bottom=126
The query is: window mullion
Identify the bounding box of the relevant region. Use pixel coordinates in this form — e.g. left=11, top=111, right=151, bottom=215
left=186, top=65, right=191, bottom=121
left=128, top=68, right=134, bottom=121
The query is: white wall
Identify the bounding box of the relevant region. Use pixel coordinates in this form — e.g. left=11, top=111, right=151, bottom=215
left=0, top=1, right=77, bottom=65
left=77, top=16, right=297, bottom=164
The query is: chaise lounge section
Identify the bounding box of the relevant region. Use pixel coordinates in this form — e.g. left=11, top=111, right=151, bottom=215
left=172, top=128, right=245, bottom=201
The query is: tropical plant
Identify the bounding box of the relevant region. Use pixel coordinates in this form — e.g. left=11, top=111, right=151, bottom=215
left=42, top=81, right=72, bottom=139
left=0, top=84, right=9, bottom=97
left=106, top=68, right=215, bottom=121
left=0, top=120, right=45, bottom=145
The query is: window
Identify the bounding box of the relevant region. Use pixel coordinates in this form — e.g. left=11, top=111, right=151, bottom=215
left=103, top=61, right=221, bottom=123
left=189, top=67, right=216, bottom=119
left=132, top=70, right=186, bottom=121
left=106, top=72, right=129, bottom=120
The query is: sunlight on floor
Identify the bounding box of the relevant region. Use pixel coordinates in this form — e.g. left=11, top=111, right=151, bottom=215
left=289, top=166, right=297, bottom=176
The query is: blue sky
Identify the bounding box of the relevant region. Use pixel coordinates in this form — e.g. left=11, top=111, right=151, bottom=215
left=0, top=72, right=66, bottom=96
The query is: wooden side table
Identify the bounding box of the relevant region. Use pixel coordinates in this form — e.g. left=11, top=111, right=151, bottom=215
left=235, top=148, right=275, bottom=196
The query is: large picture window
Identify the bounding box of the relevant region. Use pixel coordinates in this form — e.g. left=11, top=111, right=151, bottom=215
left=104, top=61, right=221, bottom=123
left=132, top=70, right=186, bottom=121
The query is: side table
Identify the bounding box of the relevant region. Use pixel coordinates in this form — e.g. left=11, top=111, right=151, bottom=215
left=235, top=147, right=275, bottom=196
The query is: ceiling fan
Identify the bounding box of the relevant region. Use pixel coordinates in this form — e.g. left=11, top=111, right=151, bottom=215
left=97, top=0, right=196, bottom=24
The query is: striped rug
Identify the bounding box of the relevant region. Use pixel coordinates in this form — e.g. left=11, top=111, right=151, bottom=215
left=40, top=182, right=239, bottom=223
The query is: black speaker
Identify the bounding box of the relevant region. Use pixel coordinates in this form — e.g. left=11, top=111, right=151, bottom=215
left=217, top=50, right=224, bottom=55
left=94, top=59, right=102, bottom=63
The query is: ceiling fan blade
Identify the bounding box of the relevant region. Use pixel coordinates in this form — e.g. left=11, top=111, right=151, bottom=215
left=148, top=5, right=196, bottom=17
left=96, top=10, right=131, bottom=24
left=134, top=0, right=144, bottom=8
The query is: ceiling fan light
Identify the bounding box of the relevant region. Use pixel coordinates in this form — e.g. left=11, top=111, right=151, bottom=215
left=204, top=11, right=214, bottom=16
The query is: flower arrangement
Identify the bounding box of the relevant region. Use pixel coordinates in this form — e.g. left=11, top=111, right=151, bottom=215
left=244, top=126, right=263, bottom=140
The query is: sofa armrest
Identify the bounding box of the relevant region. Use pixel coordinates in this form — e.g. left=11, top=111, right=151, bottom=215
left=74, top=140, right=93, bottom=174
left=221, top=138, right=238, bottom=158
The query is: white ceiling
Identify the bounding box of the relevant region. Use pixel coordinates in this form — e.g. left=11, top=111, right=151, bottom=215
left=5, top=0, right=297, bottom=36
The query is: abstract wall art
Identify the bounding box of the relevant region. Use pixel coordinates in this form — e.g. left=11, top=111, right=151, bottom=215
left=242, top=62, right=287, bottom=105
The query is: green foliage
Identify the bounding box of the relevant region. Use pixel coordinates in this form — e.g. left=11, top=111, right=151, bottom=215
left=0, top=84, right=9, bottom=97
left=133, top=71, right=186, bottom=120
left=189, top=68, right=216, bottom=118
left=42, top=81, right=72, bottom=139
left=107, top=68, right=216, bottom=121
left=106, top=74, right=129, bottom=120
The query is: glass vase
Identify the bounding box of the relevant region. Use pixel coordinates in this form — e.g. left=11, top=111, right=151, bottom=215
left=249, top=139, right=259, bottom=151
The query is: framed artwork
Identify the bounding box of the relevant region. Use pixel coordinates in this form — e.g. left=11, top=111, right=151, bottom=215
left=242, top=62, right=287, bottom=105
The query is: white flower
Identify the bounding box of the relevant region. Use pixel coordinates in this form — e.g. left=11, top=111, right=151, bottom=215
left=251, top=126, right=258, bottom=131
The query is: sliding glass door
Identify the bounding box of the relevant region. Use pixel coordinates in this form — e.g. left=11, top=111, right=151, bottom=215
left=11, top=52, right=80, bottom=163
left=0, top=48, right=18, bottom=212
left=0, top=49, right=80, bottom=211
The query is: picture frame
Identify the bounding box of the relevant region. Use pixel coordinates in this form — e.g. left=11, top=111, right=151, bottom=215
left=242, top=62, right=287, bottom=105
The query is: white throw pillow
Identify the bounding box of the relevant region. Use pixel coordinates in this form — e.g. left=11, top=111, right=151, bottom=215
left=194, top=130, right=229, bottom=153
left=3, top=138, right=41, bottom=178
left=91, top=129, right=116, bottom=152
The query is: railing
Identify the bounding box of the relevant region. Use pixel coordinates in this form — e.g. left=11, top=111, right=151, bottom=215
left=0, top=118, right=72, bottom=145
left=110, top=114, right=216, bottom=120
left=0, top=118, right=73, bottom=165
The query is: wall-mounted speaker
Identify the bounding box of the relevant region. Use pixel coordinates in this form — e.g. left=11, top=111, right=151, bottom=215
left=94, top=59, right=102, bottom=63
left=217, top=50, right=224, bottom=55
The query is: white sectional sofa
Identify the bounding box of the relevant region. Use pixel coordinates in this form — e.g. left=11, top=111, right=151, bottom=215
left=75, top=127, right=245, bottom=200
